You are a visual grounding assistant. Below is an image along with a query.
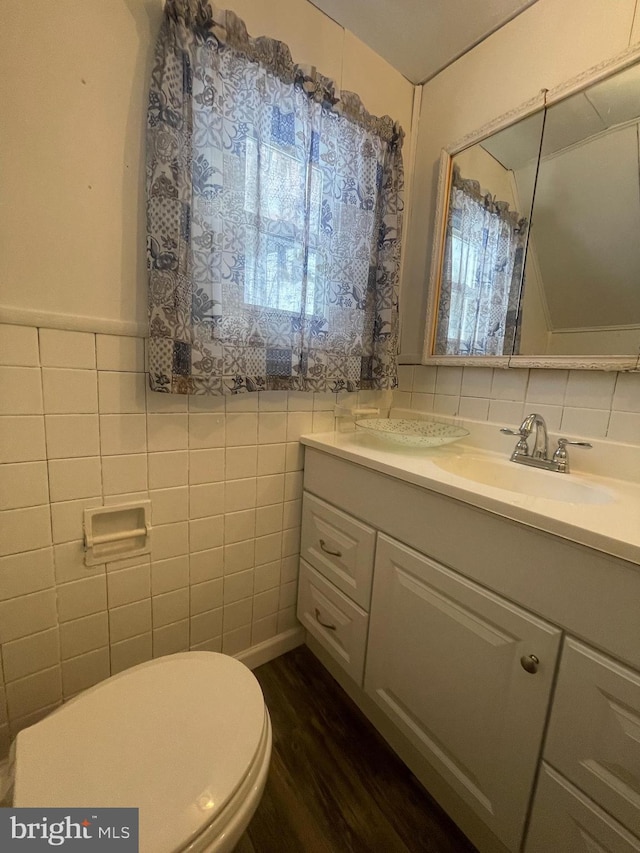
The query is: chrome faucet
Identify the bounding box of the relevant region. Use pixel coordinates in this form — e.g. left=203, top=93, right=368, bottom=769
left=500, top=413, right=592, bottom=473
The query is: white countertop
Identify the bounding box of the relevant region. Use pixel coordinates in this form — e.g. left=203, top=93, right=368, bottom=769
left=300, top=430, right=640, bottom=566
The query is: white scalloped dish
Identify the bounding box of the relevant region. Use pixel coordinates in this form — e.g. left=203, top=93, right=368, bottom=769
left=355, top=418, right=469, bottom=448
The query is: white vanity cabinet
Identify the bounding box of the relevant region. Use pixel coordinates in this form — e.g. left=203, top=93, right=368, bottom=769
left=525, top=637, right=640, bottom=850
left=297, top=445, right=640, bottom=853
left=365, top=534, right=561, bottom=852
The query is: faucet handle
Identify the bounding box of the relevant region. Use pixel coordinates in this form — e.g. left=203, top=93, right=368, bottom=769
left=552, top=438, right=592, bottom=473
left=555, top=438, right=593, bottom=451
left=500, top=427, right=527, bottom=436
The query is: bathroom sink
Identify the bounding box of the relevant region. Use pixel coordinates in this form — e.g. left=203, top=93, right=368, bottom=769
left=432, top=453, right=615, bottom=504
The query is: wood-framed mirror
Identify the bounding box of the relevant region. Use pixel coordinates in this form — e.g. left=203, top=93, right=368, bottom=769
left=423, top=44, right=640, bottom=371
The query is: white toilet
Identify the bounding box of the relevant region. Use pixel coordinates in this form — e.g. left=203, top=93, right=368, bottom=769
left=10, top=652, right=272, bottom=853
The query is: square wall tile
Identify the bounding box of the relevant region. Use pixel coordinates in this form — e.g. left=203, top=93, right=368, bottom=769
left=96, top=335, right=144, bottom=372
left=149, top=451, right=189, bottom=489
left=188, top=394, right=225, bottom=412
left=224, top=541, right=254, bottom=575
left=6, top=666, right=62, bottom=719
left=461, top=367, right=493, bottom=398
left=432, top=395, right=459, bottom=416
left=491, top=369, right=528, bottom=402
left=0, top=548, right=54, bottom=601
left=189, top=516, right=224, bottom=553
left=59, top=612, right=109, bottom=660
left=0, top=461, right=49, bottom=510
left=188, top=448, right=224, bottom=485
left=42, top=369, right=98, bottom=414
left=0, top=367, right=43, bottom=414
left=190, top=608, right=222, bottom=646
left=435, top=367, right=463, bottom=397
left=287, top=391, right=314, bottom=412
left=285, top=442, right=304, bottom=472
left=258, top=391, right=288, bottom=411
left=0, top=325, right=39, bottom=366
left=188, top=413, right=225, bottom=449
left=560, top=407, right=610, bottom=439
left=153, top=620, right=189, bottom=657
left=148, top=414, right=188, bottom=452
left=526, top=369, right=568, bottom=406
left=223, top=570, right=253, bottom=604
left=253, top=588, right=280, bottom=621
left=252, top=614, right=278, bottom=645
left=0, top=416, right=46, bottom=463
left=222, top=625, right=252, bottom=656
left=284, top=471, right=303, bottom=502
left=565, top=371, right=616, bottom=410
left=258, top=413, right=287, bottom=445
left=226, top=414, right=258, bottom=446
left=109, top=599, right=152, bottom=642
left=189, top=548, right=224, bottom=585
left=100, top=414, right=147, bottom=456
left=257, top=444, right=286, bottom=476
left=151, top=556, right=190, bottom=595
left=254, top=561, right=280, bottom=593
left=256, top=474, right=284, bottom=507
left=151, top=522, right=189, bottom=561
left=607, top=410, right=640, bottom=443
left=396, top=366, right=414, bottom=393
left=152, top=588, right=189, bottom=628
left=110, top=633, right=152, bottom=675
left=0, top=589, right=58, bottom=643
left=224, top=478, right=256, bottom=513
left=62, top=647, right=110, bottom=697
left=2, top=628, right=60, bottom=682
left=224, top=510, right=255, bottom=544
left=150, top=486, right=189, bottom=524
left=107, top=563, right=151, bottom=608
left=286, top=413, right=313, bottom=442
left=57, top=575, right=107, bottom=622
left=225, top=447, right=257, bottom=480
left=98, top=372, right=146, bottom=414
left=224, top=394, right=257, bottom=413
left=189, top=483, right=225, bottom=519
left=256, top=504, right=283, bottom=538
left=102, top=454, right=148, bottom=496
left=0, top=505, right=51, bottom=556
left=255, top=533, right=281, bottom=566
left=48, top=457, right=101, bottom=502
left=613, top=373, right=640, bottom=413
left=457, top=397, right=490, bottom=421
left=39, top=329, right=95, bottom=369
left=191, top=578, right=223, bottom=615
left=45, top=414, right=100, bottom=459
left=488, top=399, right=525, bottom=426
left=223, top=599, right=253, bottom=632
left=413, top=366, right=437, bottom=394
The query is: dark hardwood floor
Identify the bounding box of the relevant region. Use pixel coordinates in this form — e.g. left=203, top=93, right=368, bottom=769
left=236, top=645, right=478, bottom=853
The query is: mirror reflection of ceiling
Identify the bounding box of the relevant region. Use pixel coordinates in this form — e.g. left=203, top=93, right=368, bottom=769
left=308, top=0, right=539, bottom=84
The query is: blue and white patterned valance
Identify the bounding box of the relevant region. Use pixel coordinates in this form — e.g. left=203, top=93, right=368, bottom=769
left=146, top=0, right=404, bottom=394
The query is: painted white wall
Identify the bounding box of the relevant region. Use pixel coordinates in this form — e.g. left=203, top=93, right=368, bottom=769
left=402, top=0, right=640, bottom=361
left=0, top=0, right=414, bottom=335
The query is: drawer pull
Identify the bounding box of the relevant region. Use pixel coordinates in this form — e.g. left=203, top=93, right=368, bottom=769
left=319, top=539, right=342, bottom=558
left=520, top=654, right=540, bottom=674
left=315, top=608, right=337, bottom=631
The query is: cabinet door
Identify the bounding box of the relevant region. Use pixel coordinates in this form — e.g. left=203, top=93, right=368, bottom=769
left=526, top=764, right=640, bottom=853
left=365, top=534, right=561, bottom=852
left=543, top=638, right=640, bottom=836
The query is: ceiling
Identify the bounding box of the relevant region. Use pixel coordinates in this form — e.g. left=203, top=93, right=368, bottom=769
left=309, top=0, right=539, bottom=84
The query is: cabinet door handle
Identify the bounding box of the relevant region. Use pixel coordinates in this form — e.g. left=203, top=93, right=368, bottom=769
left=319, top=539, right=342, bottom=558
left=315, top=608, right=337, bottom=631
left=520, top=654, right=540, bottom=674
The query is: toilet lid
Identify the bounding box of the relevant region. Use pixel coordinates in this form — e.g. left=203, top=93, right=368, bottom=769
left=13, top=653, right=267, bottom=853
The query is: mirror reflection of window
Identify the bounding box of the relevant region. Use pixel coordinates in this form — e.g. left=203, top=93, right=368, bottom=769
left=436, top=165, right=527, bottom=356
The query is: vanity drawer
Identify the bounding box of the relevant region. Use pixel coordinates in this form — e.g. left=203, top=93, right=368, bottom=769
left=297, top=560, right=369, bottom=685
left=526, top=764, right=640, bottom=852
left=543, top=637, right=640, bottom=836
left=301, top=492, right=376, bottom=610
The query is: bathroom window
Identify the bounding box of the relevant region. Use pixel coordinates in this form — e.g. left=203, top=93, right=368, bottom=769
left=146, top=0, right=404, bottom=395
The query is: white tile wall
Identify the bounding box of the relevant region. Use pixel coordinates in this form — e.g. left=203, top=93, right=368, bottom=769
left=398, top=364, right=640, bottom=446
left=0, top=323, right=340, bottom=750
